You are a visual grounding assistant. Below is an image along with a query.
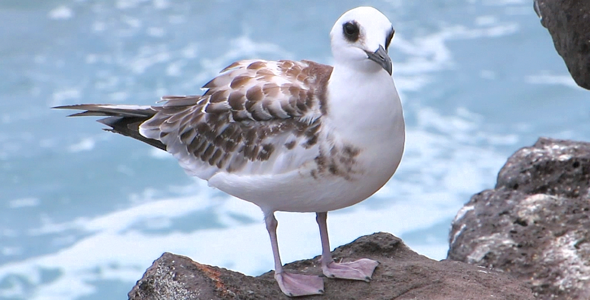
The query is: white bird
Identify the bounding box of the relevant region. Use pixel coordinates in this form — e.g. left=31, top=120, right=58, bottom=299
left=55, top=6, right=405, bottom=297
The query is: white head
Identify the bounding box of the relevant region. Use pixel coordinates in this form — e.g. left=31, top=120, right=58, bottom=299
left=330, top=7, right=395, bottom=75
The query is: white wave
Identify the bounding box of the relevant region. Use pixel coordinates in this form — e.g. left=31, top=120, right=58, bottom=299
left=92, top=21, right=106, bottom=32
left=165, top=60, right=186, bottom=77
left=109, top=91, right=129, bottom=102
left=48, top=6, right=74, bottom=20
left=475, top=15, right=498, bottom=26
left=67, top=138, right=96, bottom=153
left=479, top=69, right=496, bottom=79
left=8, top=198, right=40, bottom=209
left=127, top=45, right=171, bottom=74
left=395, top=22, right=520, bottom=71
left=116, top=0, right=146, bottom=10
left=526, top=73, right=580, bottom=89
left=484, top=0, right=528, bottom=5
left=147, top=27, right=166, bottom=37
left=153, top=0, right=170, bottom=10
left=50, top=88, right=81, bottom=107
left=1, top=246, right=21, bottom=257
left=180, top=43, right=199, bottom=59
left=193, top=35, right=293, bottom=86
left=392, top=19, right=519, bottom=92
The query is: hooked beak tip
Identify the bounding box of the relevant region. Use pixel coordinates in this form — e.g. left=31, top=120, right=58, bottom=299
left=365, top=45, right=392, bottom=75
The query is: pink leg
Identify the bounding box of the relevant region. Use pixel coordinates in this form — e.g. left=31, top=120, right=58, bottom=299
left=265, top=212, right=324, bottom=297
left=316, top=212, right=379, bottom=281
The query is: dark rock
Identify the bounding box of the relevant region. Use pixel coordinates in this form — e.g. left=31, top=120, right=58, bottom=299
left=448, top=137, right=590, bottom=300
left=534, top=0, right=590, bottom=90
left=129, top=232, right=533, bottom=300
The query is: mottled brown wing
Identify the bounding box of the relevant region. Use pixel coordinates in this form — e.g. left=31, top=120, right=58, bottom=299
left=139, top=59, right=333, bottom=179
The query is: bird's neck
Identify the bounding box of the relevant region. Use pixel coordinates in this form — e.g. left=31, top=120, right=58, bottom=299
left=325, top=64, right=404, bottom=143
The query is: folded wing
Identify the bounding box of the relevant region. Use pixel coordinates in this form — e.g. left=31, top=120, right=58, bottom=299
left=58, top=60, right=333, bottom=180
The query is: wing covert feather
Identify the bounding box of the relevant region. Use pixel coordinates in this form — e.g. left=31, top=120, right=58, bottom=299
left=140, top=60, right=333, bottom=179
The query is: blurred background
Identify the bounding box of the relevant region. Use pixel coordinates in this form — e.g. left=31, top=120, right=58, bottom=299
left=1, top=0, right=589, bottom=299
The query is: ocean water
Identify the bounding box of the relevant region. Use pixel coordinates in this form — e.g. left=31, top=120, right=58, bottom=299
left=2, top=0, right=590, bottom=299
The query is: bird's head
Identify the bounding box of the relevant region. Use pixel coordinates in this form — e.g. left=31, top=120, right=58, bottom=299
left=330, top=6, right=395, bottom=75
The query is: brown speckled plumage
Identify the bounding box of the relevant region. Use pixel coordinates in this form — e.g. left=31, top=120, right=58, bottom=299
left=139, top=60, right=334, bottom=174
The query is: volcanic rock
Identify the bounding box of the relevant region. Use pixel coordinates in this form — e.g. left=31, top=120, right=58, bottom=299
left=448, top=137, right=590, bottom=299
left=129, top=232, right=533, bottom=299
left=534, top=0, right=590, bottom=89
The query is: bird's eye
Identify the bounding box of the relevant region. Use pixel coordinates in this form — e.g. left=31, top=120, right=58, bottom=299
left=342, top=21, right=360, bottom=42
left=385, top=28, right=395, bottom=50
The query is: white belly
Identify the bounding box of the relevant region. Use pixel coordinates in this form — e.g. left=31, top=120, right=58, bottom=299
left=208, top=125, right=405, bottom=213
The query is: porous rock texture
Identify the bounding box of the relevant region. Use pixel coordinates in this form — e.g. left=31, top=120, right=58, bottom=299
left=534, top=0, right=590, bottom=90
left=448, top=137, right=590, bottom=299
left=129, top=232, right=533, bottom=299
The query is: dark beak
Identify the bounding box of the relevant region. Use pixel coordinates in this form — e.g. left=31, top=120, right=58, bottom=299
left=365, top=45, right=392, bottom=75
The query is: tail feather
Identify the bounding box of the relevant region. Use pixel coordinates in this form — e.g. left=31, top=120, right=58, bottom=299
left=54, top=104, right=167, bottom=151
left=54, top=104, right=156, bottom=117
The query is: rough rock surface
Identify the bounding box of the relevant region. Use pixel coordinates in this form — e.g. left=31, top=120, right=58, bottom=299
left=534, top=0, right=590, bottom=89
left=129, top=232, right=533, bottom=300
left=448, top=137, right=590, bottom=299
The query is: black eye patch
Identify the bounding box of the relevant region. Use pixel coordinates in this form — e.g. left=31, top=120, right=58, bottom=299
left=342, top=21, right=360, bottom=42
left=385, top=28, right=395, bottom=50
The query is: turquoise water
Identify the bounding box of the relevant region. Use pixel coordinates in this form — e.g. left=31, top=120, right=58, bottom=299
left=2, top=0, right=589, bottom=299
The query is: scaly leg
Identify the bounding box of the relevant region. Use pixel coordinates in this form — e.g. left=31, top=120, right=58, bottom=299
left=316, top=212, right=379, bottom=281
left=265, top=212, right=324, bottom=297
